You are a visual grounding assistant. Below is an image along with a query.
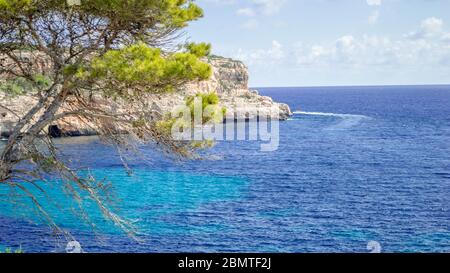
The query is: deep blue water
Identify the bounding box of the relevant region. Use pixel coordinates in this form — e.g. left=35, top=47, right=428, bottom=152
left=1, top=85, right=449, bottom=253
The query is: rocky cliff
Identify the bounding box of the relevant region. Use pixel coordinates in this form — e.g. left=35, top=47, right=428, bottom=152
left=0, top=56, right=292, bottom=138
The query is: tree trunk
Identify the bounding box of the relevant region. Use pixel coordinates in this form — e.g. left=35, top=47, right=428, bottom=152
left=0, top=90, right=65, bottom=182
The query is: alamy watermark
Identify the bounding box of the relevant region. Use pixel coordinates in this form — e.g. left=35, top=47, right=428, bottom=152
left=169, top=97, right=281, bottom=152
left=66, top=240, right=83, bottom=253
left=367, top=241, right=382, bottom=253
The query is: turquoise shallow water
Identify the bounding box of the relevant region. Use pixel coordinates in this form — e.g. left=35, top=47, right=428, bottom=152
left=0, top=85, right=449, bottom=253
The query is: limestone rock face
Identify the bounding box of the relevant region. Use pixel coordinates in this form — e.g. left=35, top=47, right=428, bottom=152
left=0, top=56, right=292, bottom=138
left=152, top=56, right=293, bottom=121
left=0, top=95, right=36, bottom=138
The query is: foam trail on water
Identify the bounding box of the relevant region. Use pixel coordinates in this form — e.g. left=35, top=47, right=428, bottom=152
left=292, top=111, right=371, bottom=129
left=293, top=111, right=369, bottom=119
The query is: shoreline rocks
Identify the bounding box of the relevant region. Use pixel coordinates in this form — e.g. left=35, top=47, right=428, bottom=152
left=0, top=56, right=292, bottom=138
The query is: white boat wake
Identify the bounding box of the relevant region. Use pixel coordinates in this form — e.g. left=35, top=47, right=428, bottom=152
left=291, top=111, right=372, bottom=130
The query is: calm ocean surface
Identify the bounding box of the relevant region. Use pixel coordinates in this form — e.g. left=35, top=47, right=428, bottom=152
left=1, top=85, right=449, bottom=253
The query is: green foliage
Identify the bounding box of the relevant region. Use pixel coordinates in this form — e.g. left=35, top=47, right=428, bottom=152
left=190, top=139, right=215, bottom=149
left=186, top=42, right=211, bottom=58
left=76, top=0, right=204, bottom=28
left=0, top=0, right=219, bottom=234
left=131, top=119, right=146, bottom=128
left=0, top=79, right=26, bottom=96
left=32, top=74, right=51, bottom=89
left=157, top=92, right=225, bottom=138
left=1, top=1, right=211, bottom=100
left=0, top=74, right=51, bottom=96
left=0, top=0, right=32, bottom=14
left=156, top=92, right=226, bottom=153
left=185, top=92, right=226, bottom=124
left=0, top=0, right=203, bottom=29
left=79, top=42, right=212, bottom=98
left=63, top=64, right=81, bottom=78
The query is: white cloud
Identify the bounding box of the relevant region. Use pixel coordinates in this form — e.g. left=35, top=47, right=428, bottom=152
left=421, top=17, right=443, bottom=34
left=237, top=8, right=256, bottom=17
left=366, top=0, right=381, bottom=6
left=406, top=17, right=444, bottom=39
left=241, top=0, right=287, bottom=29
left=199, top=0, right=235, bottom=4
left=442, top=33, right=450, bottom=42
left=295, top=19, right=450, bottom=68
left=242, top=19, right=259, bottom=29
left=203, top=0, right=287, bottom=15
left=368, top=10, right=380, bottom=24
left=232, top=18, right=450, bottom=71
left=267, top=40, right=284, bottom=60
left=366, top=0, right=381, bottom=24
left=204, top=0, right=288, bottom=29
left=252, top=0, right=286, bottom=15
left=235, top=40, right=285, bottom=65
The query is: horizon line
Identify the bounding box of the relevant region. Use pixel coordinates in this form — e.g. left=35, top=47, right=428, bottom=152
left=251, top=83, right=450, bottom=89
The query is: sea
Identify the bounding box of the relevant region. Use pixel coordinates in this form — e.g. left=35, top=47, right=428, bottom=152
left=0, top=85, right=449, bottom=253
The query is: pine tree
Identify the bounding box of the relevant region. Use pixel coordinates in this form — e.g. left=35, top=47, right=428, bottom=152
left=0, top=0, right=218, bottom=235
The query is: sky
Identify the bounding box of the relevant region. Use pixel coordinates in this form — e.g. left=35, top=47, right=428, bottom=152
left=187, top=0, right=450, bottom=87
